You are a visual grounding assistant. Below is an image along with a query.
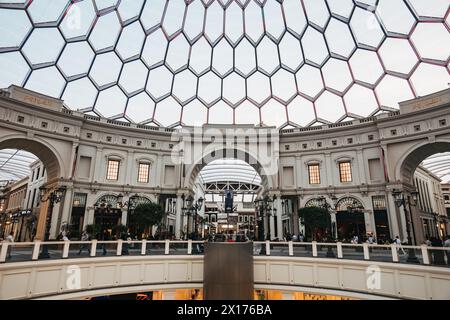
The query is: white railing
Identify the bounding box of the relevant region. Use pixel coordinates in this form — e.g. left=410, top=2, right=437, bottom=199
left=1, top=240, right=449, bottom=267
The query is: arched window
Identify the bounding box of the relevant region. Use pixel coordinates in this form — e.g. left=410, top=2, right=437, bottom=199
left=304, top=198, right=324, bottom=208
left=335, top=197, right=364, bottom=212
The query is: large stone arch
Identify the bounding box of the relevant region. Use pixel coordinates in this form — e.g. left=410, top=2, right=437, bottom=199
left=183, top=147, right=276, bottom=193
left=396, top=140, right=450, bottom=186
left=0, top=135, right=66, bottom=182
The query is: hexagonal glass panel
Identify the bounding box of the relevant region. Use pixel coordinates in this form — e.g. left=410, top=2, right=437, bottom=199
left=350, top=7, right=385, bottom=49
left=408, top=0, right=449, bottom=19
left=379, top=38, right=419, bottom=76
left=22, top=28, right=64, bottom=66
left=301, top=27, right=329, bottom=67
left=375, top=75, right=414, bottom=108
left=182, top=99, right=208, bottom=126
left=154, top=97, right=181, bottom=127
left=208, top=101, right=234, bottom=124
left=410, top=63, right=450, bottom=97
left=142, top=28, right=168, bottom=69
left=95, top=86, right=127, bottom=118
left=349, top=49, right=384, bottom=86
left=184, top=0, right=205, bottom=41
left=296, top=65, right=324, bottom=100
left=287, top=95, right=316, bottom=127
left=223, top=73, right=246, bottom=106
left=271, top=69, right=297, bottom=103
left=279, top=32, right=304, bottom=72
left=140, top=0, right=166, bottom=32
left=57, top=42, right=95, bottom=80
left=263, top=0, right=285, bottom=41
left=245, top=0, right=264, bottom=44
left=95, top=0, right=119, bottom=12
left=118, top=0, right=145, bottom=24
left=235, top=38, right=256, bottom=77
left=166, top=34, right=190, bottom=72
left=89, top=11, right=121, bottom=52
left=27, top=0, right=69, bottom=26
left=0, top=52, right=29, bottom=87
left=411, top=23, right=450, bottom=62
left=62, top=78, right=98, bottom=110
left=146, top=66, right=173, bottom=101
left=225, top=2, right=244, bottom=45
left=303, top=0, right=330, bottom=30
left=261, top=99, right=287, bottom=127
left=205, top=1, right=224, bottom=44
left=189, top=37, right=212, bottom=76
left=344, top=84, right=379, bottom=117
left=325, top=18, right=356, bottom=59
left=119, top=60, right=148, bottom=96
left=235, top=101, right=260, bottom=125
left=116, top=21, right=145, bottom=61
left=162, top=0, right=185, bottom=38
left=0, top=9, right=31, bottom=51
left=125, top=92, right=155, bottom=123
left=377, top=0, right=416, bottom=36
left=212, top=39, right=233, bottom=77
left=314, top=91, right=346, bottom=123
left=172, top=70, right=198, bottom=104
left=257, top=37, right=280, bottom=75
left=283, top=0, right=307, bottom=37
left=326, top=0, right=354, bottom=20
left=247, top=71, right=271, bottom=105
left=198, top=71, right=222, bottom=105
left=89, top=52, right=122, bottom=89
left=25, top=66, right=65, bottom=98
left=60, top=0, right=96, bottom=41
left=322, top=59, right=353, bottom=93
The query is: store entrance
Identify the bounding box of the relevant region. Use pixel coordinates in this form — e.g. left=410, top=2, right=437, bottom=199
left=336, top=211, right=366, bottom=242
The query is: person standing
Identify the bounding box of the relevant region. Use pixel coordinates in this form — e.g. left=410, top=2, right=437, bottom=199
left=394, top=236, right=406, bottom=255
left=78, top=230, right=91, bottom=255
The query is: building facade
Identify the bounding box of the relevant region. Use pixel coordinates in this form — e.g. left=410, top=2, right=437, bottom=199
left=413, top=166, right=447, bottom=243
left=0, top=86, right=449, bottom=243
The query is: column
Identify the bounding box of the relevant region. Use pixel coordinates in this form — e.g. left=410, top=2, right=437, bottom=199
left=356, top=149, right=367, bottom=184
left=34, top=198, right=50, bottom=241
left=155, top=154, right=164, bottom=187
left=59, top=186, right=74, bottom=235
left=82, top=207, right=95, bottom=230
left=49, top=202, right=61, bottom=239
left=92, top=147, right=103, bottom=182
left=324, top=153, right=332, bottom=186
left=126, top=151, right=134, bottom=185
left=175, top=193, right=183, bottom=239
left=276, top=196, right=283, bottom=239
left=387, top=193, right=406, bottom=240
left=295, top=156, right=302, bottom=188
left=269, top=208, right=275, bottom=240
left=69, top=143, right=79, bottom=179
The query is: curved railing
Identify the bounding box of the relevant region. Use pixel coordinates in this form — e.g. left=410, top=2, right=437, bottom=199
left=1, top=240, right=449, bottom=268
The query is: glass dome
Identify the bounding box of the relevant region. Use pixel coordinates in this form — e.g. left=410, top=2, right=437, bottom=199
left=0, top=0, right=448, bottom=128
